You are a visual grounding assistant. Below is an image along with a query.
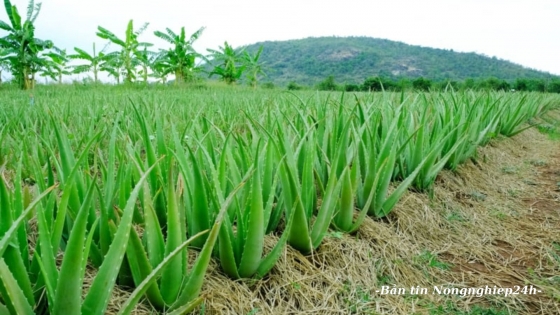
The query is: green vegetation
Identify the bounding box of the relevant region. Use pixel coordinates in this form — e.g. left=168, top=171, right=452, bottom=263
left=95, top=19, right=152, bottom=84
left=426, top=301, right=511, bottom=315
left=313, top=75, right=560, bottom=93
left=0, top=1, right=264, bottom=90
left=415, top=251, right=451, bottom=270
left=2, top=2, right=558, bottom=92
left=242, top=36, right=559, bottom=87
left=534, top=112, right=560, bottom=140
left=206, top=41, right=247, bottom=84
left=4, top=2, right=558, bottom=92
left=68, top=43, right=107, bottom=84
left=152, top=26, right=205, bottom=84
left=0, top=0, right=54, bottom=89
left=2, top=2, right=560, bottom=314
left=0, top=85, right=558, bottom=313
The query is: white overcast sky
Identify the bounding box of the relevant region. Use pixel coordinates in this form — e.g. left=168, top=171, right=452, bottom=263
left=2, top=0, right=560, bottom=76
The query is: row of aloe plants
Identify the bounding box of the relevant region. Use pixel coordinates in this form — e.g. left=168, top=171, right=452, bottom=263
left=0, top=89, right=557, bottom=314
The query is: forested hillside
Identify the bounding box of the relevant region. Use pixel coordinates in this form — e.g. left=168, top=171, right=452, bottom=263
left=242, top=36, right=558, bottom=86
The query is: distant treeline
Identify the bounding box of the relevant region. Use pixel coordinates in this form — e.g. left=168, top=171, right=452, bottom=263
left=276, top=76, right=560, bottom=93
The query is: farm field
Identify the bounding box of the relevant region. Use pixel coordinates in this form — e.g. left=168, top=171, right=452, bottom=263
left=0, top=85, right=559, bottom=315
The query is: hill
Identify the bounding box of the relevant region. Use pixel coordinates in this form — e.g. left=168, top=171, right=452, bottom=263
left=241, top=36, right=559, bottom=86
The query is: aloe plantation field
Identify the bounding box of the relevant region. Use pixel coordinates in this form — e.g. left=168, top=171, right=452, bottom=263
left=0, top=85, right=559, bottom=314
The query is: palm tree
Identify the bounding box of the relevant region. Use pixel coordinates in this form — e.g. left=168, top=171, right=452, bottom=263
left=96, top=19, right=152, bottom=84
left=207, top=41, right=245, bottom=84
left=0, top=0, right=54, bottom=89
left=153, top=26, right=205, bottom=84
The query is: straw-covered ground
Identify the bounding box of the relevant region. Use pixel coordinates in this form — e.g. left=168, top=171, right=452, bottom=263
left=101, top=113, right=560, bottom=315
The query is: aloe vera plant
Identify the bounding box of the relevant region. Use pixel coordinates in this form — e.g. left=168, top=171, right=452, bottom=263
left=215, top=141, right=292, bottom=279
left=122, top=153, right=254, bottom=311
left=396, top=97, right=467, bottom=191
left=0, top=174, right=56, bottom=315
left=274, top=120, right=350, bottom=254
left=0, top=156, right=160, bottom=315
left=1, top=86, right=557, bottom=315
left=438, top=92, right=500, bottom=170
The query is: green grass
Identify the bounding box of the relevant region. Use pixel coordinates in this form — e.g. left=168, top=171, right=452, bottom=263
left=446, top=211, right=467, bottom=222
left=415, top=251, right=451, bottom=270
left=534, top=112, right=560, bottom=140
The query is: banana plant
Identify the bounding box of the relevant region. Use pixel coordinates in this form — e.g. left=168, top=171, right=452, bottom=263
left=0, top=46, right=9, bottom=83
left=154, top=26, right=205, bottom=84
left=96, top=19, right=152, bottom=84
left=242, top=45, right=265, bottom=88
left=149, top=57, right=170, bottom=84
left=0, top=0, right=54, bottom=89
left=207, top=41, right=246, bottom=84
left=68, top=42, right=109, bottom=83
left=99, top=50, right=125, bottom=84
left=40, top=48, right=71, bottom=84
left=135, top=46, right=157, bottom=84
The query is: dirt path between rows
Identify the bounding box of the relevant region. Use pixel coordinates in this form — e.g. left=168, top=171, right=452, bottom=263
left=433, top=125, right=560, bottom=315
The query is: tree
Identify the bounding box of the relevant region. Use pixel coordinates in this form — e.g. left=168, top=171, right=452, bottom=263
left=548, top=79, right=560, bottom=94
left=485, top=77, right=510, bottom=91
left=527, top=79, right=546, bottom=92
left=150, top=54, right=170, bottom=84
left=397, top=78, right=412, bottom=91
left=154, top=26, right=205, bottom=85
left=317, top=75, right=337, bottom=91
left=412, top=77, right=432, bottom=91
left=99, top=50, right=125, bottom=84
left=242, top=45, right=265, bottom=88
left=68, top=42, right=108, bottom=83
left=0, top=0, right=54, bottom=89
left=514, top=78, right=528, bottom=91
left=135, top=46, right=157, bottom=84
left=438, top=80, right=460, bottom=92
left=344, top=83, right=360, bottom=92
left=362, top=77, right=385, bottom=91
left=462, top=78, right=476, bottom=90
left=475, top=77, right=509, bottom=91
left=40, top=48, right=71, bottom=84
left=287, top=81, right=302, bottom=90
left=0, top=46, right=9, bottom=83
left=207, top=41, right=245, bottom=84
left=96, top=19, right=152, bottom=84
